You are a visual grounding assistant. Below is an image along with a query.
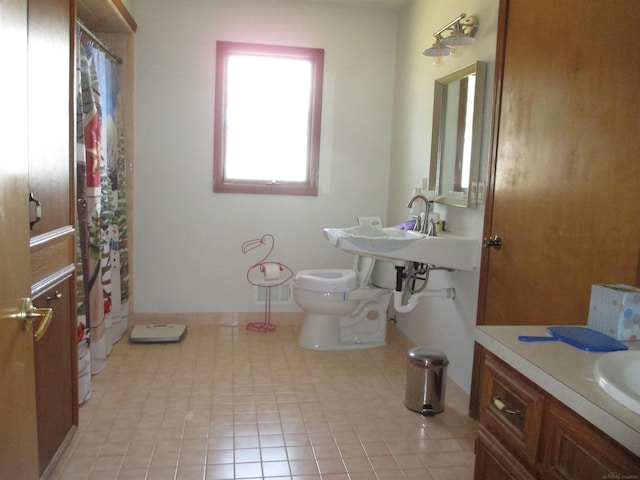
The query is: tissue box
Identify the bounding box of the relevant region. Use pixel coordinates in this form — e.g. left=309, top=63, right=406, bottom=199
left=587, top=284, right=640, bottom=341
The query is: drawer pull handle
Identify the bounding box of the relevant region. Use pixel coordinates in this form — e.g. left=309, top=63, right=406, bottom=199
left=493, top=395, right=521, bottom=417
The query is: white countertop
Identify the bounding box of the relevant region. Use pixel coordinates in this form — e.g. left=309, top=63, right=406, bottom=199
left=475, top=325, right=640, bottom=457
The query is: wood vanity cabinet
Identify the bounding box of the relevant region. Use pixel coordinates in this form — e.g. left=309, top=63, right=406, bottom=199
left=28, top=0, right=78, bottom=476
left=475, top=427, right=536, bottom=480
left=477, top=351, right=545, bottom=475
left=474, top=350, right=640, bottom=479
left=540, top=400, right=640, bottom=480
left=33, top=279, right=76, bottom=475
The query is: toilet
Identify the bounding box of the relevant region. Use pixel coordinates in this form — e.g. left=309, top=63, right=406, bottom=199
left=294, top=254, right=393, bottom=350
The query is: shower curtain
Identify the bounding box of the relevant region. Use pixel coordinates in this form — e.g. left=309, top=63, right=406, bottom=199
left=76, top=32, right=129, bottom=404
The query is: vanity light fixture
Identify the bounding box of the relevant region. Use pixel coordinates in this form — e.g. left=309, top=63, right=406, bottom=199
left=423, top=13, right=479, bottom=66
left=423, top=35, right=451, bottom=67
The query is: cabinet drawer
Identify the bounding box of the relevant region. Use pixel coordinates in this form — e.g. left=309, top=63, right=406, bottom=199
left=539, top=399, right=640, bottom=480
left=475, top=426, right=537, bottom=480
left=479, top=352, right=546, bottom=469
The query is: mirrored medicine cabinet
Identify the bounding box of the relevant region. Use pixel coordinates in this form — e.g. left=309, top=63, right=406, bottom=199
left=428, top=61, right=486, bottom=208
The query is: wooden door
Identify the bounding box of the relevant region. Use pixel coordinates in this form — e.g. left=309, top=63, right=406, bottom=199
left=478, top=0, right=640, bottom=327
left=0, top=0, right=40, bottom=478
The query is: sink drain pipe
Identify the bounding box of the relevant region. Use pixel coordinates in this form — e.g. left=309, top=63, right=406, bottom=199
left=393, top=265, right=456, bottom=314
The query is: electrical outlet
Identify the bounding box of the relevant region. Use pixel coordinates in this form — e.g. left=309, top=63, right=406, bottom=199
left=477, top=181, right=486, bottom=204
left=421, top=177, right=428, bottom=191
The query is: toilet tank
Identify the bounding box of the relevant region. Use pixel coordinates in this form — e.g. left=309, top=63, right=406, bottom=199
left=371, top=260, right=401, bottom=290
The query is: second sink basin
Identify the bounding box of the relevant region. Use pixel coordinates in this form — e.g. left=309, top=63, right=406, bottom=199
left=594, top=350, right=640, bottom=415
left=324, top=225, right=479, bottom=271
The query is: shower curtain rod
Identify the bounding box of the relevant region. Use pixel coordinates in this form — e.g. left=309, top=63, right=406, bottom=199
left=77, top=19, right=123, bottom=64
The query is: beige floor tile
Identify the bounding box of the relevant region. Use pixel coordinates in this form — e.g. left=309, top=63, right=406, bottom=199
left=206, top=448, right=233, bottom=465
left=315, top=457, right=346, bottom=475
left=204, top=462, right=234, bottom=479
left=288, top=459, right=319, bottom=476
left=54, top=322, right=476, bottom=479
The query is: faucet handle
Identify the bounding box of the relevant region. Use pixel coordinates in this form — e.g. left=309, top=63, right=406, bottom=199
left=426, top=218, right=438, bottom=237
left=412, top=215, right=422, bottom=232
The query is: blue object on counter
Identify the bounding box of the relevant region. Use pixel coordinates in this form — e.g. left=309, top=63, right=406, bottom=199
left=394, top=219, right=417, bottom=230
left=518, top=326, right=628, bottom=352
left=518, top=336, right=559, bottom=342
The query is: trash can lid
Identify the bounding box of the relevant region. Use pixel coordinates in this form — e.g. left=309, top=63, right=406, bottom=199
left=407, top=347, right=449, bottom=368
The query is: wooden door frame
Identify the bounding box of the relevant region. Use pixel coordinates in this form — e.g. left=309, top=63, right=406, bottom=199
left=476, top=0, right=509, bottom=330
left=469, top=0, right=509, bottom=419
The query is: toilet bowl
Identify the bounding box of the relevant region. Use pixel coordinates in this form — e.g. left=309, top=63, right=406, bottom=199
left=294, top=262, right=392, bottom=350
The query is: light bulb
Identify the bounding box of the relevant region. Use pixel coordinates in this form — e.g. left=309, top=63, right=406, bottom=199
left=433, top=55, right=444, bottom=67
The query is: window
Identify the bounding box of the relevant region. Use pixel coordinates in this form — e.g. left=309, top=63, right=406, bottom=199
left=214, top=41, right=324, bottom=196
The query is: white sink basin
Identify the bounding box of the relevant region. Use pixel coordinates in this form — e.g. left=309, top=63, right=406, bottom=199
left=324, top=226, right=479, bottom=271
left=594, top=350, right=640, bottom=415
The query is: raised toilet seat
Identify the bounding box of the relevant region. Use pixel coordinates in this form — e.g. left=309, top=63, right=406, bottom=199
left=294, top=268, right=391, bottom=350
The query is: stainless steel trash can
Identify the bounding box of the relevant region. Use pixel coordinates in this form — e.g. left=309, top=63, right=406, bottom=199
left=404, top=347, right=449, bottom=416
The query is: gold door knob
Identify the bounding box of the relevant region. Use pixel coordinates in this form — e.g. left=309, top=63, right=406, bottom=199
left=21, top=298, right=53, bottom=342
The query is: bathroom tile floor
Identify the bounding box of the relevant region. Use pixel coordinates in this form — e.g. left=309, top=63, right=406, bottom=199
left=51, top=320, right=477, bottom=480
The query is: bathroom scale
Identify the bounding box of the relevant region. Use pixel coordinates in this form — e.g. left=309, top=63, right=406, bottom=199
left=129, top=324, right=187, bottom=343
left=518, top=326, right=628, bottom=352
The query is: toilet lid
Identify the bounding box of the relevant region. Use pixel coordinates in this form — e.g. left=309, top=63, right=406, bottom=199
left=295, top=269, right=357, bottom=293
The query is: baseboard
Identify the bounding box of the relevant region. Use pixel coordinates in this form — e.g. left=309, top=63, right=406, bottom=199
left=131, top=311, right=303, bottom=326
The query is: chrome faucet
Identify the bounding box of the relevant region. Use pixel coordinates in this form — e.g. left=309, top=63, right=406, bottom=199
left=407, top=194, right=431, bottom=235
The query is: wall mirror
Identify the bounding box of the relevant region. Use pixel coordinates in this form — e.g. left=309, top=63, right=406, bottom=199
left=428, top=61, right=486, bottom=208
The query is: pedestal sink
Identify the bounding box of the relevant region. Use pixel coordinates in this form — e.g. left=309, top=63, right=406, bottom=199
left=324, top=225, right=479, bottom=271
left=594, top=350, right=640, bottom=415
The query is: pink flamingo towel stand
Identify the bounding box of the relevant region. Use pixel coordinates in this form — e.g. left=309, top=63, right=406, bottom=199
left=242, top=234, right=293, bottom=332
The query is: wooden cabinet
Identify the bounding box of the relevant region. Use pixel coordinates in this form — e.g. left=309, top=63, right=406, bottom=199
left=540, top=400, right=640, bottom=480
left=478, top=352, right=545, bottom=471
left=33, top=279, right=76, bottom=476
left=27, top=0, right=78, bottom=476
left=474, top=350, right=640, bottom=479
left=27, top=0, right=74, bottom=239
left=475, top=427, right=536, bottom=480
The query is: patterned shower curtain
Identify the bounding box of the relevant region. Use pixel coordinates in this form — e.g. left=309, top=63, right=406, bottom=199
left=76, top=32, right=129, bottom=404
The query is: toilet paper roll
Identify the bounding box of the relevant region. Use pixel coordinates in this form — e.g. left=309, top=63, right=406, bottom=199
left=262, top=263, right=281, bottom=281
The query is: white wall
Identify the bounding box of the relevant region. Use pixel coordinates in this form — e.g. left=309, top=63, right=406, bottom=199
left=133, top=0, right=398, bottom=313
left=388, top=0, right=499, bottom=392
left=133, top=0, right=499, bottom=392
